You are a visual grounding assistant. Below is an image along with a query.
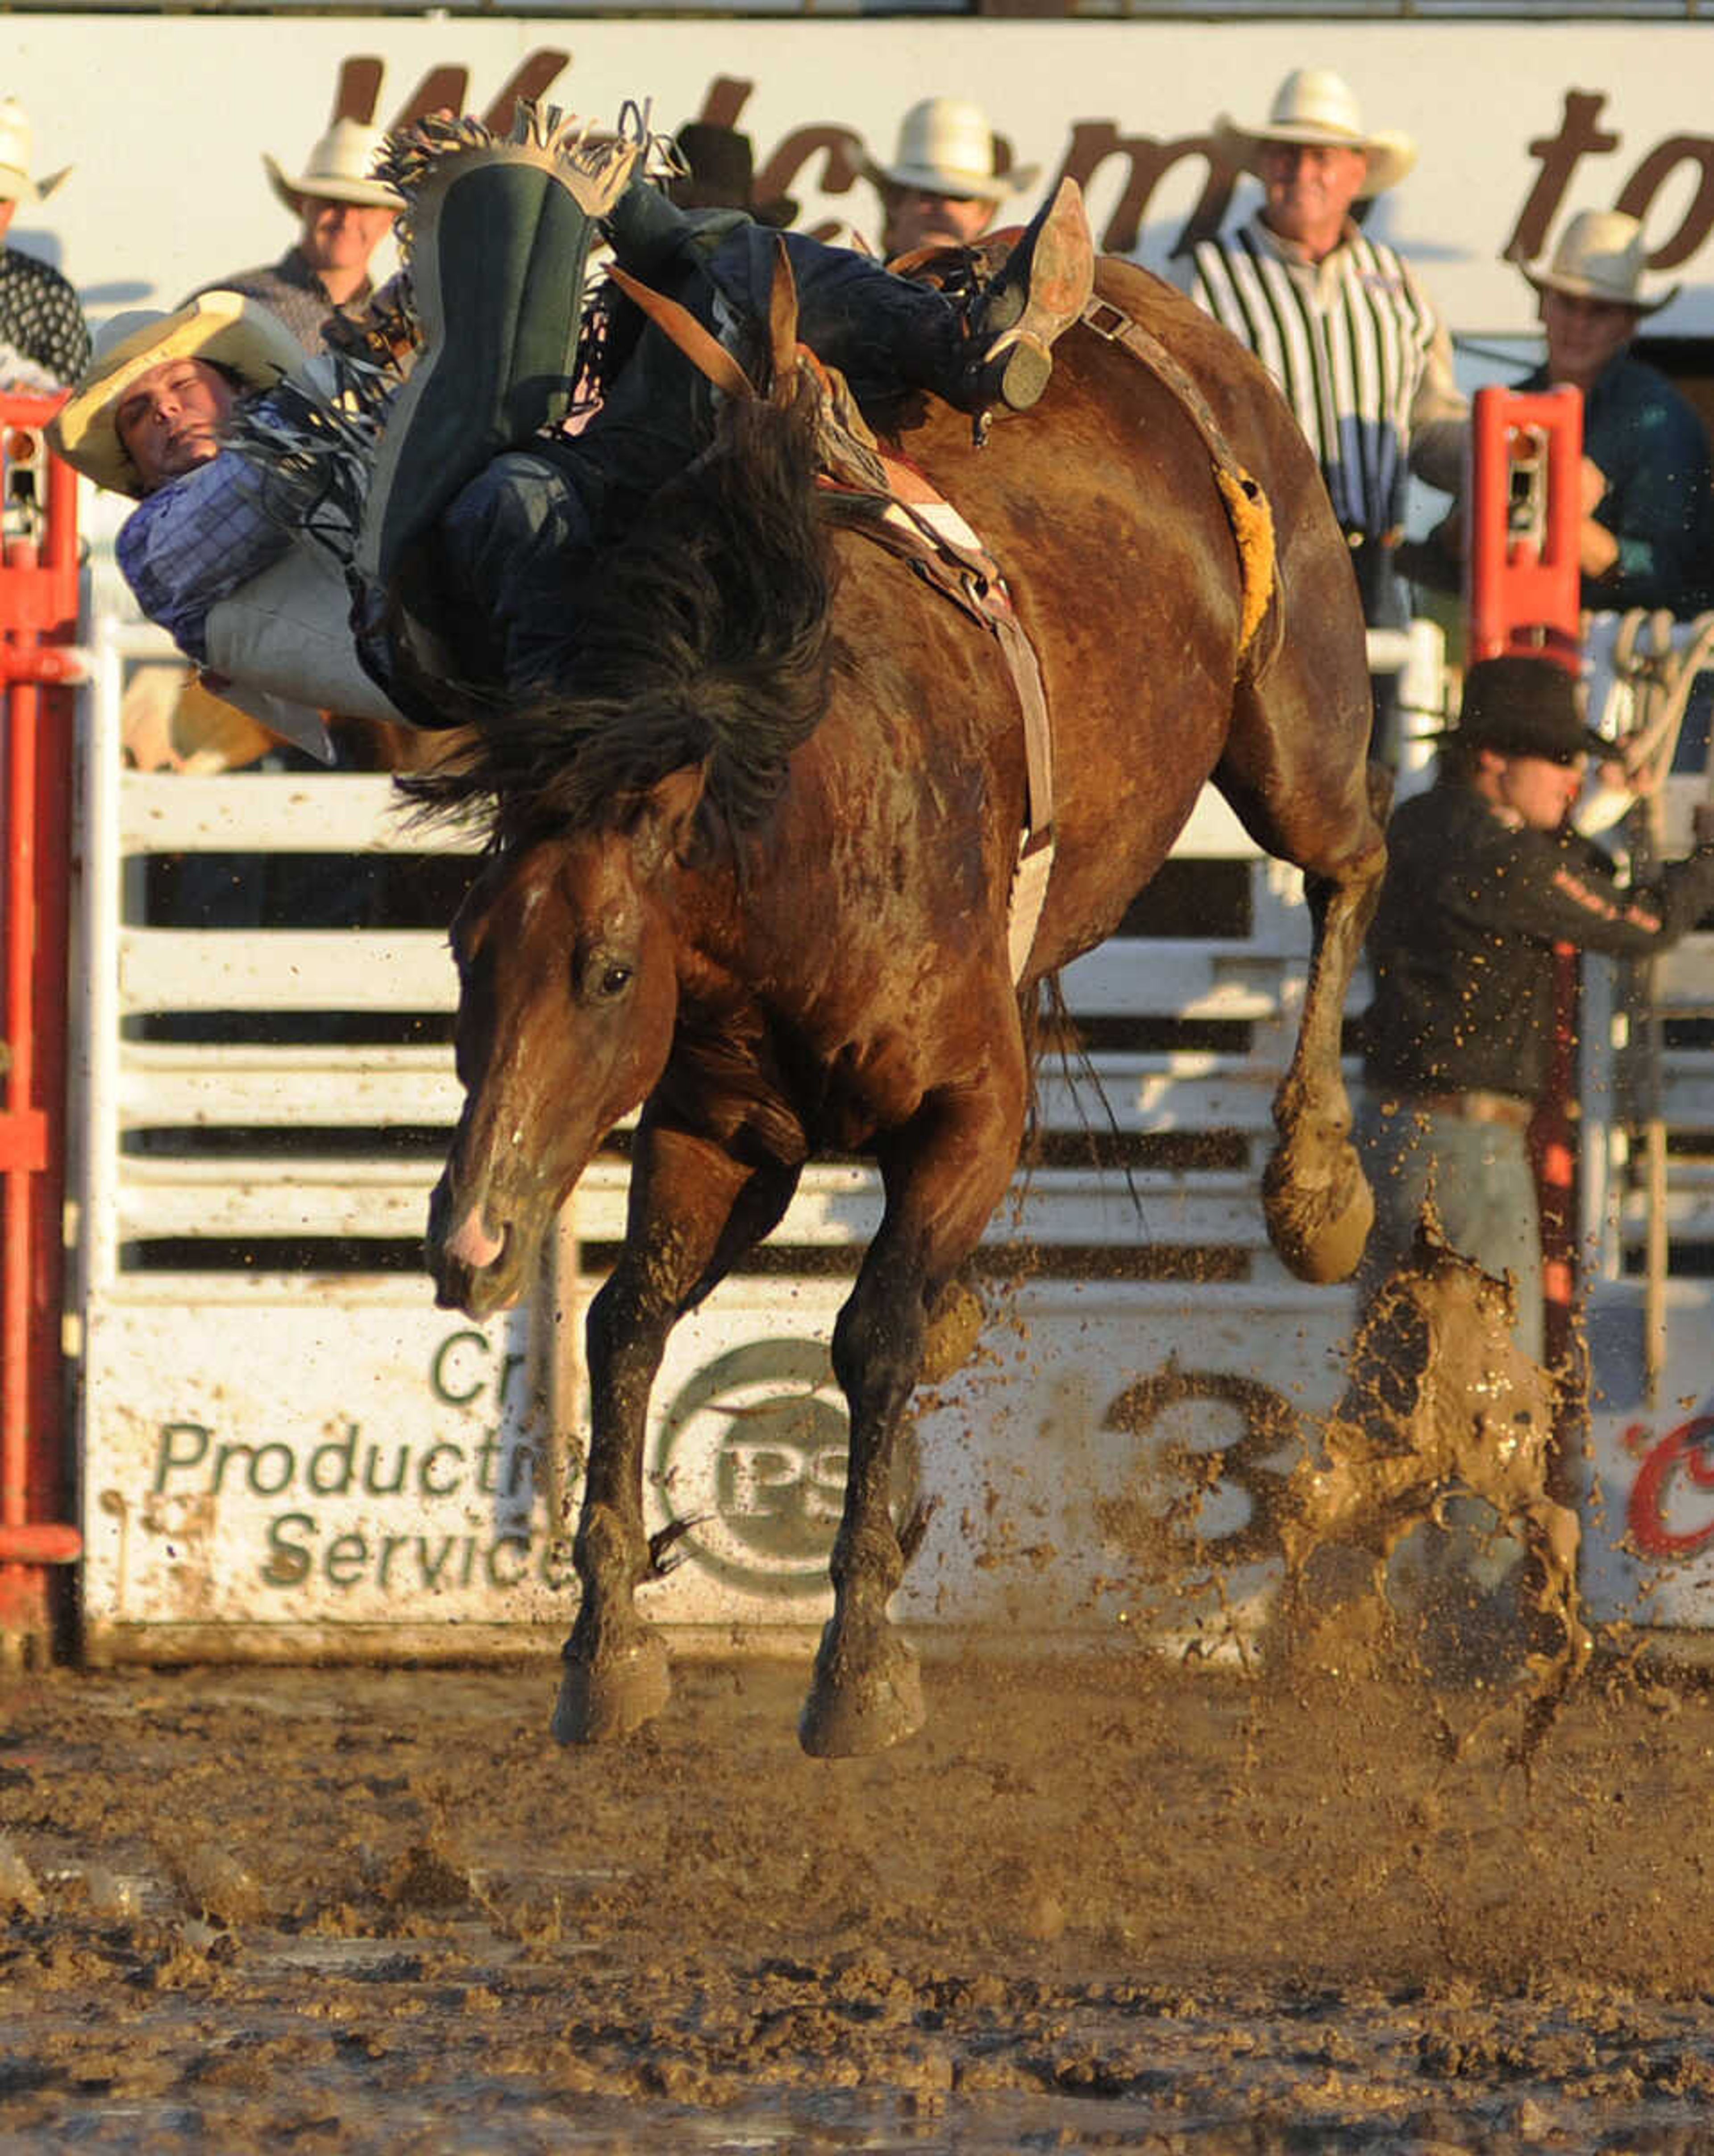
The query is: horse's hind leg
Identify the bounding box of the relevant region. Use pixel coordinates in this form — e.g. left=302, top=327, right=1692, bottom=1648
left=1217, top=663, right=1389, bottom=1284
left=553, top=1126, right=800, bottom=1746
left=803, top=1050, right=1027, bottom=1758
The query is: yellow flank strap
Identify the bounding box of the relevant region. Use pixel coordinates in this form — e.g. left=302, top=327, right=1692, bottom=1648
left=1214, top=466, right=1276, bottom=661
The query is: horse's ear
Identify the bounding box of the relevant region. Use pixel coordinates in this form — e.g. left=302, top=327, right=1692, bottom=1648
left=768, top=234, right=800, bottom=405
left=625, top=762, right=708, bottom=872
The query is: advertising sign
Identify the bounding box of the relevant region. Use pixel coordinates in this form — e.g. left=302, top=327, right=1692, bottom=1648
left=7, top=19, right=1714, bottom=337
left=81, top=1274, right=1355, bottom=1653
left=1583, top=1281, right=1714, bottom=1638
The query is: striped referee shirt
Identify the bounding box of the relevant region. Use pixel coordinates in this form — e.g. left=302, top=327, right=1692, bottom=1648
left=1188, top=212, right=1464, bottom=543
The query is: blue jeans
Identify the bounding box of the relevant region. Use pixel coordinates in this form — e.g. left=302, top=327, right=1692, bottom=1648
left=1353, top=1091, right=1543, bottom=1605
left=1353, top=1093, right=1543, bottom=1363
left=433, top=219, right=969, bottom=698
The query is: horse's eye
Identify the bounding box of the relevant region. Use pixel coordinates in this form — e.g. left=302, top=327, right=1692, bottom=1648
left=576, top=941, right=636, bottom=1003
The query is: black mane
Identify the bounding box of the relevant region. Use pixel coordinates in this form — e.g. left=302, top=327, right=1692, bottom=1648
left=400, top=378, right=836, bottom=851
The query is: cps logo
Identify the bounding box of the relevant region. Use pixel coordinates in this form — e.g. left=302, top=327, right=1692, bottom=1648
left=652, top=1340, right=919, bottom=1595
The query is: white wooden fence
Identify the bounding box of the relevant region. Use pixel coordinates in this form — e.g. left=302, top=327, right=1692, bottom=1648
left=69, top=610, right=1714, bottom=1658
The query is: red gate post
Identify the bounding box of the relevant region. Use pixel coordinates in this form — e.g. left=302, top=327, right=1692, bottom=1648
left=1464, top=384, right=1585, bottom=1491
left=0, top=392, right=84, bottom=1661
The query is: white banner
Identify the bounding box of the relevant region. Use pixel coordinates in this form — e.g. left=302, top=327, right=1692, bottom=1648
left=8, top=19, right=1714, bottom=336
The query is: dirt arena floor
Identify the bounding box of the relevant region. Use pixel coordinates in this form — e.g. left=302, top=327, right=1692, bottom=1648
left=6, top=1628, right=1714, bottom=2153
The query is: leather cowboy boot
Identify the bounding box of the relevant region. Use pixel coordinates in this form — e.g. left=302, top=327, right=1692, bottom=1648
left=962, top=178, right=1095, bottom=415
left=356, top=107, right=641, bottom=596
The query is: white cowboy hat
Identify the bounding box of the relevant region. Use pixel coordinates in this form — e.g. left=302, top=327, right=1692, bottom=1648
left=1213, top=68, right=1417, bottom=199
left=264, top=118, right=403, bottom=215
left=48, top=290, right=305, bottom=497
left=0, top=97, right=71, bottom=205
left=1522, top=209, right=1676, bottom=316
left=862, top=97, right=1040, bottom=205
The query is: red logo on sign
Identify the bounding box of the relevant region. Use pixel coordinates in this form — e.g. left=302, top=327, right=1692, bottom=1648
left=1626, top=1415, right=1714, bottom=1559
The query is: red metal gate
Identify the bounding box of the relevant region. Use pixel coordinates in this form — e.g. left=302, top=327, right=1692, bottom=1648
left=0, top=394, right=83, bottom=1658
left=1464, top=383, right=1585, bottom=1457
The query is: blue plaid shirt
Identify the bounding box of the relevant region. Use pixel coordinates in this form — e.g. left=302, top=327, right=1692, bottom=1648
left=116, top=441, right=290, bottom=663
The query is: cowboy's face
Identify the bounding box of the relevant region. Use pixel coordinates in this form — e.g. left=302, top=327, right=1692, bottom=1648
left=1257, top=141, right=1369, bottom=253
left=1477, top=745, right=1586, bottom=832
left=298, top=195, right=397, bottom=277
left=882, top=185, right=993, bottom=257
left=114, top=356, right=236, bottom=494
left=1539, top=288, right=1639, bottom=394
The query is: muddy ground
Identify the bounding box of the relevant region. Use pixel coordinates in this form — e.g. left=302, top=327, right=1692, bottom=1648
left=6, top=1633, right=1714, bottom=2153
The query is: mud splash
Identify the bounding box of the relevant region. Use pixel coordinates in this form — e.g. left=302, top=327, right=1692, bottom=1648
left=1275, top=1228, right=1591, bottom=1751
left=5, top=1650, right=1714, bottom=2152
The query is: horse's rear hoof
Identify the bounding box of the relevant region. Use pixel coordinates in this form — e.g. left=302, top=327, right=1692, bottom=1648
left=798, top=1622, right=925, bottom=1758
left=921, top=1280, right=986, bottom=1384
left=551, top=1630, right=672, bottom=1746
left=1263, top=1139, right=1373, bottom=1285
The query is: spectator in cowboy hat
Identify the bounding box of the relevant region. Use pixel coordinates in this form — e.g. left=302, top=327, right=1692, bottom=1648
left=1414, top=212, right=1714, bottom=622
left=183, top=117, right=404, bottom=354
left=0, top=95, right=88, bottom=389
left=1182, top=67, right=1465, bottom=749
left=667, top=122, right=797, bottom=229
left=863, top=96, right=1040, bottom=259
left=1427, top=212, right=1713, bottom=621
left=1523, top=211, right=1713, bottom=615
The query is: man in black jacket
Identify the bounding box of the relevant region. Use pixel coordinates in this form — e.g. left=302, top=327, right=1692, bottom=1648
left=1356, top=653, right=1714, bottom=1361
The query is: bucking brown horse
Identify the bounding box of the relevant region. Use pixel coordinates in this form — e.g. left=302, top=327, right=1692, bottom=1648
left=408, top=257, right=1389, bottom=1757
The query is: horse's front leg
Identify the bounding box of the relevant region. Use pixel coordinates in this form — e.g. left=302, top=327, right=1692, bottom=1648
left=801, top=1063, right=1024, bottom=1758
left=553, top=1124, right=800, bottom=1745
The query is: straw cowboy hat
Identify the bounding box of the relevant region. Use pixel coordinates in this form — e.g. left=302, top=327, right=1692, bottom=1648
left=48, top=290, right=305, bottom=497
left=1521, top=209, right=1676, bottom=315
left=1213, top=68, right=1417, bottom=198
left=0, top=97, right=71, bottom=204
left=264, top=118, right=403, bottom=215
left=863, top=97, right=1040, bottom=204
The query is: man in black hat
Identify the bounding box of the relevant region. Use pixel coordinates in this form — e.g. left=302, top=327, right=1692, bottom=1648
left=666, top=123, right=797, bottom=229
left=1355, top=652, right=1714, bottom=1361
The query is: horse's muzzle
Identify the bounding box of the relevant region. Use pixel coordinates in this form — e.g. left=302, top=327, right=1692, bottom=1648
left=426, top=1176, right=518, bottom=1316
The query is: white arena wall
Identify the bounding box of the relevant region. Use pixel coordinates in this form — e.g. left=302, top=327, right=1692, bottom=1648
left=4, top=18, right=1714, bottom=339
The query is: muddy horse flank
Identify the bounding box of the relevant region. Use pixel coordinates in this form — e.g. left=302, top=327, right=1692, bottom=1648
left=410, top=248, right=1387, bottom=1757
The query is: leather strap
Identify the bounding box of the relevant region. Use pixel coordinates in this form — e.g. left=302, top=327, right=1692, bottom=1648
left=1079, top=295, right=1277, bottom=662
left=818, top=463, right=1057, bottom=981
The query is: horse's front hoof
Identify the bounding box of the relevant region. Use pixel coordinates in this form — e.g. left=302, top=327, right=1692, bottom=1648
left=550, top=1628, right=672, bottom=1746
left=798, top=1621, right=925, bottom=1758
left=1263, top=1136, right=1373, bottom=1285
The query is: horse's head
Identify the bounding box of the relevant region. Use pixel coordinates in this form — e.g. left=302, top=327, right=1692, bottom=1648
left=427, top=767, right=705, bottom=1316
